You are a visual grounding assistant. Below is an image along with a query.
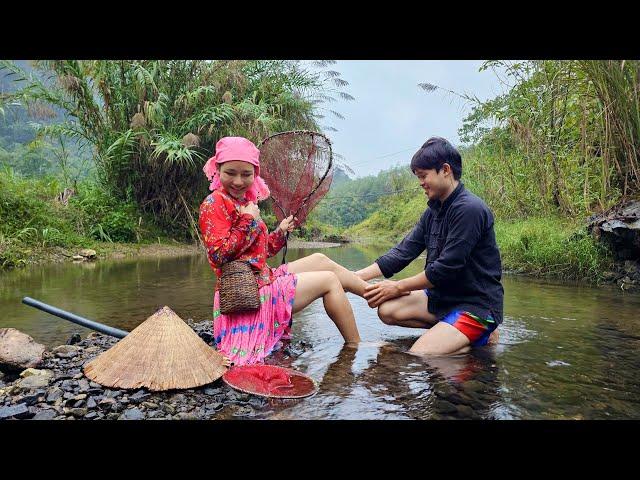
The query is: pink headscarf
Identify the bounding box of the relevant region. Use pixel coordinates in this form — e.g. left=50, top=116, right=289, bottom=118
left=202, top=136, right=270, bottom=202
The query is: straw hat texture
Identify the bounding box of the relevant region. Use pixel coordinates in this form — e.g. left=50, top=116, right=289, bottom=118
left=84, top=306, right=226, bottom=391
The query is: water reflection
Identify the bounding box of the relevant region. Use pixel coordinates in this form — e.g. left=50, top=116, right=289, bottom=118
left=2, top=244, right=640, bottom=419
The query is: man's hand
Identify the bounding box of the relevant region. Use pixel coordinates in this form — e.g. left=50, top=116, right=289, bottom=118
left=363, top=280, right=410, bottom=308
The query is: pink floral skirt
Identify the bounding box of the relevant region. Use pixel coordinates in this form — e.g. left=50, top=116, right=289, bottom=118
left=212, top=264, right=298, bottom=365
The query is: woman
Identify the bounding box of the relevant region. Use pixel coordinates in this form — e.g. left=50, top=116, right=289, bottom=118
left=199, top=136, right=366, bottom=365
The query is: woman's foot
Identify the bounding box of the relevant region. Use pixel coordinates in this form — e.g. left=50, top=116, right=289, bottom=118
left=221, top=355, right=233, bottom=367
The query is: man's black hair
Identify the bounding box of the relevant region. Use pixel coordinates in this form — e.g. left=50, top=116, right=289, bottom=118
left=410, top=136, right=462, bottom=180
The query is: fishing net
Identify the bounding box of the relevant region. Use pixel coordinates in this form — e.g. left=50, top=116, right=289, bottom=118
left=222, top=364, right=318, bottom=399
left=258, top=130, right=334, bottom=263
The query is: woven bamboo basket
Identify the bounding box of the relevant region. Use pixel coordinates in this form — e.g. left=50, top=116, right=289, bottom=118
left=83, top=306, right=227, bottom=391
left=219, top=261, right=260, bottom=314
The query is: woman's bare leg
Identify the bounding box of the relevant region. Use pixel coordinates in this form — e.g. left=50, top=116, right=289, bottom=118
left=293, top=271, right=361, bottom=343
left=287, top=253, right=369, bottom=297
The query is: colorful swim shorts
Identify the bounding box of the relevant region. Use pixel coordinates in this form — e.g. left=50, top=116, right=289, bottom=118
left=440, top=310, right=497, bottom=347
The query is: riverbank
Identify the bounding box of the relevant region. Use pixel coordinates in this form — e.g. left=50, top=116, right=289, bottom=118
left=0, top=321, right=312, bottom=420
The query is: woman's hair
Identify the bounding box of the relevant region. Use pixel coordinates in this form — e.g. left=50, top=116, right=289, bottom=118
left=410, top=136, right=462, bottom=180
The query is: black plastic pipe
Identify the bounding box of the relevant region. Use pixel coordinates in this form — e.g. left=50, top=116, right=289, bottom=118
left=22, top=296, right=129, bottom=339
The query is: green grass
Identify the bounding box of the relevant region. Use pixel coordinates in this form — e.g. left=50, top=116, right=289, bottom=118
left=495, top=217, right=612, bottom=281
left=0, top=169, right=171, bottom=269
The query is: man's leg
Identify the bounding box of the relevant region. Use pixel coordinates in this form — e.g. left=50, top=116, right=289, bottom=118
left=408, top=322, right=472, bottom=356
left=376, top=290, right=438, bottom=328
left=377, top=293, right=484, bottom=356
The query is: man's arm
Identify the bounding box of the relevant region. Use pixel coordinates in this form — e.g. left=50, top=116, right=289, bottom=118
left=363, top=271, right=434, bottom=307
left=355, top=263, right=383, bottom=281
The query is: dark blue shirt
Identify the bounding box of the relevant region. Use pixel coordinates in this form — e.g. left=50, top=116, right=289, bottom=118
left=375, top=183, right=504, bottom=324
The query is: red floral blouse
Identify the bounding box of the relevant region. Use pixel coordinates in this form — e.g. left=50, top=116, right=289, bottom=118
left=199, top=188, right=287, bottom=289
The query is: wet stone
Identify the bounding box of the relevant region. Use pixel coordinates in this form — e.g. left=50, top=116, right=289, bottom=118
left=0, top=403, right=29, bottom=419
left=119, top=408, right=145, bottom=420
left=129, top=390, right=150, bottom=402
left=22, top=392, right=45, bottom=406
left=60, top=380, right=77, bottom=391
left=232, top=406, right=256, bottom=417
left=435, top=400, right=458, bottom=414
left=205, top=402, right=223, bottom=412
left=462, top=380, right=485, bottom=393
left=66, top=333, right=82, bottom=345
left=456, top=405, right=476, bottom=418
left=32, top=409, right=57, bottom=420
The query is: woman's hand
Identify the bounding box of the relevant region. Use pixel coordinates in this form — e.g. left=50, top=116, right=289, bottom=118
left=279, top=215, right=297, bottom=234
left=239, top=202, right=260, bottom=219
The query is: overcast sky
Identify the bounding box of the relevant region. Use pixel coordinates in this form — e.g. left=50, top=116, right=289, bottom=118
left=323, top=60, right=507, bottom=178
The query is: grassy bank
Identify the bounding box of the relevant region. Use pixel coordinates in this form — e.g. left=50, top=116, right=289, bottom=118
left=0, top=169, right=185, bottom=269
left=343, top=196, right=612, bottom=282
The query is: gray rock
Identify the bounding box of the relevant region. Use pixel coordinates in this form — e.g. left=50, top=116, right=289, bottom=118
left=170, top=393, right=186, bottom=403
left=98, top=397, right=117, bottom=410
left=89, top=381, right=101, bottom=388
left=119, top=408, right=145, bottom=420
left=60, top=379, right=77, bottom=391
left=52, top=345, right=82, bottom=359
left=79, top=249, right=97, bottom=259
left=204, top=387, right=222, bottom=396
left=15, top=374, right=51, bottom=390
left=162, top=403, right=176, bottom=415
left=72, top=373, right=83, bottom=380
left=77, top=380, right=90, bottom=393
left=205, top=402, right=223, bottom=412
left=67, top=407, right=88, bottom=417
left=19, top=368, right=53, bottom=379
left=142, top=402, right=159, bottom=409
left=73, top=400, right=85, bottom=408
left=32, top=409, right=57, bottom=420
left=63, top=392, right=75, bottom=400
left=0, top=328, right=46, bottom=373
left=0, top=403, right=29, bottom=419
left=85, top=412, right=98, bottom=419
left=232, top=406, right=256, bottom=417
left=87, top=397, right=97, bottom=409
left=129, top=390, right=150, bottom=402
left=176, top=412, right=199, bottom=420
left=21, top=391, right=45, bottom=406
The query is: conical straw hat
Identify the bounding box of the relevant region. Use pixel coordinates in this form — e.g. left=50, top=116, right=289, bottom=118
left=83, top=306, right=227, bottom=391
